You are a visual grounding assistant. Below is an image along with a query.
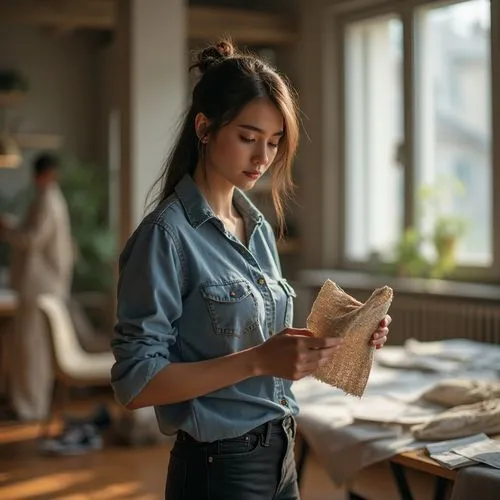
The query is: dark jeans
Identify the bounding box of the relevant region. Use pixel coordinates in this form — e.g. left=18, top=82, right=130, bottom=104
left=165, top=416, right=300, bottom=500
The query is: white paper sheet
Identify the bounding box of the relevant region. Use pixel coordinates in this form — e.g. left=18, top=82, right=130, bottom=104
left=453, top=439, right=500, bottom=469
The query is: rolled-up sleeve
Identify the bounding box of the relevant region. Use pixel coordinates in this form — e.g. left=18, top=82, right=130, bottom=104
left=111, top=221, right=184, bottom=406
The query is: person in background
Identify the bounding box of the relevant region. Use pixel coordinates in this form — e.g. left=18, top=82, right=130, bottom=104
left=111, top=41, right=391, bottom=500
left=0, top=153, right=74, bottom=421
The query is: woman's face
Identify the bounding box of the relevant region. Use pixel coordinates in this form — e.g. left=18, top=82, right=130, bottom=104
left=202, top=98, right=284, bottom=191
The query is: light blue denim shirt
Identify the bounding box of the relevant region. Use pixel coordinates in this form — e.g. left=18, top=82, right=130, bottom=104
left=111, top=174, right=298, bottom=442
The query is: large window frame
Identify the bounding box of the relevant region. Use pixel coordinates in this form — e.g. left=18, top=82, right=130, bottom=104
left=331, top=0, right=500, bottom=282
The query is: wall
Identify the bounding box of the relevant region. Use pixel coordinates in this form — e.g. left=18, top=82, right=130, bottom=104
left=0, top=25, right=102, bottom=199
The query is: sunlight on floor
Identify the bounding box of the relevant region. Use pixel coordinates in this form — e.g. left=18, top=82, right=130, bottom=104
left=0, top=470, right=94, bottom=500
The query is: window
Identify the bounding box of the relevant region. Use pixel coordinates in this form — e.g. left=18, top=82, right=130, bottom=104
left=415, top=0, right=492, bottom=265
left=344, top=15, right=404, bottom=262
left=342, top=0, right=493, bottom=270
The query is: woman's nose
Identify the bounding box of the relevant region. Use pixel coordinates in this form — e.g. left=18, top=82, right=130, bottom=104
left=252, top=145, right=268, bottom=167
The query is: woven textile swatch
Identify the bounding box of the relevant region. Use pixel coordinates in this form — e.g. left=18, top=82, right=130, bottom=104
left=306, top=280, right=393, bottom=397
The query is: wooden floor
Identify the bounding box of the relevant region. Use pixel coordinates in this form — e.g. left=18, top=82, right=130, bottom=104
left=0, top=398, right=442, bottom=500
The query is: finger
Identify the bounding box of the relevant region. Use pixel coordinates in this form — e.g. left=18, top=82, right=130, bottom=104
left=303, top=336, right=343, bottom=350
left=303, top=350, right=340, bottom=372
left=372, top=327, right=389, bottom=339
left=370, top=335, right=387, bottom=347
left=302, top=345, right=340, bottom=362
left=379, top=315, right=392, bottom=328
left=286, top=328, right=315, bottom=338
left=305, top=345, right=341, bottom=366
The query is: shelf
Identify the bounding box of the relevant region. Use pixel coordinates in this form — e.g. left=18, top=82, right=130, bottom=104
left=13, top=133, right=63, bottom=150
left=0, top=2, right=299, bottom=46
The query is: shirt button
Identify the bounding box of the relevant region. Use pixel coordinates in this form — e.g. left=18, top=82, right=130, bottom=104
left=280, top=398, right=288, bottom=407
left=257, top=277, right=266, bottom=285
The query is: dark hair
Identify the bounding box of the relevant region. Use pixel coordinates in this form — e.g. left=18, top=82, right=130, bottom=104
left=33, top=153, right=59, bottom=177
left=149, top=39, right=300, bottom=235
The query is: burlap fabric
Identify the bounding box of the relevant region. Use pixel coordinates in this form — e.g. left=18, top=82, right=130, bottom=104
left=306, top=280, right=393, bottom=397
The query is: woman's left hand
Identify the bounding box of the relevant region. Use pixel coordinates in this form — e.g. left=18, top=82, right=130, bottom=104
left=369, top=315, right=391, bottom=350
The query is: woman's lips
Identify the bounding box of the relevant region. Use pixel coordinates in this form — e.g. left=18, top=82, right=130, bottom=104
left=244, top=171, right=261, bottom=180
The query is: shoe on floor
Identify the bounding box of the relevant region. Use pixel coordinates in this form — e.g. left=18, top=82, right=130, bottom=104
left=39, top=423, right=103, bottom=456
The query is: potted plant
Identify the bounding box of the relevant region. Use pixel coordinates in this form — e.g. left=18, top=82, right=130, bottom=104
left=390, top=175, right=468, bottom=279
left=0, top=70, right=29, bottom=93
left=393, top=227, right=430, bottom=278
left=431, top=214, right=467, bottom=278
left=59, top=156, right=116, bottom=293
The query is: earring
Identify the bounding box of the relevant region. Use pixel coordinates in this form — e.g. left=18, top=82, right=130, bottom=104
left=201, top=135, right=208, bottom=144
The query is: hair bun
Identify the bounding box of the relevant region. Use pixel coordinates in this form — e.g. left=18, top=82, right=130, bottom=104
left=195, top=40, right=235, bottom=74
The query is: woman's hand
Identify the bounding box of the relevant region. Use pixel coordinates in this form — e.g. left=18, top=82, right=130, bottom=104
left=369, top=315, right=392, bottom=349
left=254, top=328, right=343, bottom=381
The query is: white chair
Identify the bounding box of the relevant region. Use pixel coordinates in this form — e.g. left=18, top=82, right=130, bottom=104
left=37, top=294, right=115, bottom=439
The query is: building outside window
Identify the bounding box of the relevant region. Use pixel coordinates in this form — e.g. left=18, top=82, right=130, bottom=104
left=342, top=0, right=492, bottom=272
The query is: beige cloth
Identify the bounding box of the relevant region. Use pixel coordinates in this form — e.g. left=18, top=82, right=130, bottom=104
left=411, top=398, right=500, bottom=440
left=306, top=280, right=393, bottom=397
left=6, top=184, right=74, bottom=299
left=4, top=183, right=74, bottom=420
left=421, top=379, right=500, bottom=408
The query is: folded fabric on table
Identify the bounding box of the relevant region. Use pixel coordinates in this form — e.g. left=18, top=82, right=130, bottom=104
left=306, top=280, right=393, bottom=397
left=411, top=398, right=500, bottom=440
left=420, top=379, right=500, bottom=408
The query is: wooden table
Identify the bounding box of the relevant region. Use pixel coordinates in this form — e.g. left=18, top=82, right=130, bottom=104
left=388, top=449, right=455, bottom=500
left=391, top=447, right=456, bottom=480
left=388, top=435, right=500, bottom=500
left=296, top=439, right=454, bottom=500
left=297, top=433, right=500, bottom=500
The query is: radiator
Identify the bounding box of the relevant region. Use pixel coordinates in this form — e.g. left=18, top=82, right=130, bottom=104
left=295, top=279, right=500, bottom=346
left=335, top=287, right=500, bottom=346
left=383, top=294, right=500, bottom=345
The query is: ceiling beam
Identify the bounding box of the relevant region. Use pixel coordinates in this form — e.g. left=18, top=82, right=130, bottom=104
left=188, top=6, right=297, bottom=45
left=0, top=0, right=114, bottom=30
left=0, top=1, right=298, bottom=45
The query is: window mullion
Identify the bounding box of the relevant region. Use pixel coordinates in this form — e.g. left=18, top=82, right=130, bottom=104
left=491, top=0, right=500, bottom=279
left=402, top=4, right=416, bottom=230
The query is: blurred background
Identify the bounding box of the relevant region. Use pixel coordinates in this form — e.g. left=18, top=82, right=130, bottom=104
left=0, top=0, right=498, bottom=499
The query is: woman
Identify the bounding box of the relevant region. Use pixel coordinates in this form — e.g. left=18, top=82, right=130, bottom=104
left=111, top=41, right=390, bottom=500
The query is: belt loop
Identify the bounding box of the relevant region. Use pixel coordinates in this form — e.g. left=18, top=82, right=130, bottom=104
left=262, top=421, right=273, bottom=447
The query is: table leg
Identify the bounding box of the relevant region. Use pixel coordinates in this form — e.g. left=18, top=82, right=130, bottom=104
left=389, top=462, right=415, bottom=500
left=434, top=476, right=450, bottom=500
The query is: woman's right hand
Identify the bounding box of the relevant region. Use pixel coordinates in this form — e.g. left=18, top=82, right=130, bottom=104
left=254, top=328, right=343, bottom=380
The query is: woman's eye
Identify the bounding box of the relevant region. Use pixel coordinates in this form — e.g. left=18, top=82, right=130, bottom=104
left=269, top=143, right=279, bottom=150
left=240, top=136, right=255, bottom=143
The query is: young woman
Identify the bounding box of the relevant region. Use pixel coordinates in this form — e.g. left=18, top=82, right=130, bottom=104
left=111, top=41, right=390, bottom=500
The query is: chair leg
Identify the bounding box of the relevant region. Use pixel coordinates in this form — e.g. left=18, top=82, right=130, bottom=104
left=37, top=379, right=61, bottom=442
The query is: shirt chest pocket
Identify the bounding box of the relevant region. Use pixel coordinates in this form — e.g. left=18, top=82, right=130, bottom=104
left=270, top=278, right=296, bottom=329
left=200, top=280, right=259, bottom=337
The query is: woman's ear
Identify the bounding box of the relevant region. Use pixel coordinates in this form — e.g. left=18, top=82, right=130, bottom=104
left=194, top=112, right=210, bottom=142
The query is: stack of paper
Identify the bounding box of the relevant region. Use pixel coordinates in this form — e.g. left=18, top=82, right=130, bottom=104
left=426, top=433, right=489, bottom=469
left=453, top=438, right=500, bottom=470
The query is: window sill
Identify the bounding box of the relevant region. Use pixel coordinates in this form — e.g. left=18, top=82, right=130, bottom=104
left=298, top=269, right=500, bottom=302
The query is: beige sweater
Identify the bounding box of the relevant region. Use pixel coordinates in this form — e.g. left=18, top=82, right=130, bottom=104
left=6, top=183, right=74, bottom=300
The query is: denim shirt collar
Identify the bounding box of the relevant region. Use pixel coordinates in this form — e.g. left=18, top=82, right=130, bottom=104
left=174, top=174, right=264, bottom=230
